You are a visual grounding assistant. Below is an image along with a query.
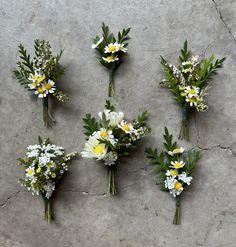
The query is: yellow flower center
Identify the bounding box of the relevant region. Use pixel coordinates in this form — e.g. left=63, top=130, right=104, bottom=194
left=36, top=167, right=41, bottom=173
left=100, top=130, right=108, bottom=138
left=44, top=83, right=52, bottom=90
left=188, top=97, right=196, bottom=102
left=173, top=162, right=182, bottom=169
left=94, top=144, right=104, bottom=154
left=31, top=82, right=37, bottom=87
left=106, top=56, right=114, bottom=61
left=174, top=182, right=182, bottom=190
left=173, top=148, right=181, bottom=154
left=27, top=168, right=33, bottom=175
left=32, top=75, right=38, bottom=80
left=170, top=169, right=178, bottom=176
left=37, top=74, right=46, bottom=83
left=122, top=123, right=130, bottom=131
left=188, top=88, right=196, bottom=94
left=108, top=45, right=117, bottom=52
left=178, top=86, right=185, bottom=91
left=37, top=87, right=45, bottom=93
left=51, top=173, right=56, bottom=178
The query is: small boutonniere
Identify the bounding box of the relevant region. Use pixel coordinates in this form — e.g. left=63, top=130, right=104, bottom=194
left=17, top=137, right=78, bottom=223
left=92, top=23, right=131, bottom=97
left=160, top=40, right=225, bottom=140
left=81, top=100, right=150, bottom=195
left=14, top=40, right=68, bottom=127
left=145, top=127, right=200, bottom=224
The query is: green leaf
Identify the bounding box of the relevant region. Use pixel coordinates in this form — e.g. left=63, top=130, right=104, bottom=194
left=105, top=100, right=115, bottom=111
left=184, top=149, right=201, bottom=175
left=179, top=40, right=191, bottom=62
left=163, top=127, right=177, bottom=151
left=137, top=110, right=148, bottom=126
left=83, top=114, right=99, bottom=138
left=17, top=43, right=34, bottom=73
left=38, top=136, right=43, bottom=145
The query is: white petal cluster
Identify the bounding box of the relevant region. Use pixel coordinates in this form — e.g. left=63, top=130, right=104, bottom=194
left=19, top=140, right=77, bottom=199
left=164, top=149, right=193, bottom=197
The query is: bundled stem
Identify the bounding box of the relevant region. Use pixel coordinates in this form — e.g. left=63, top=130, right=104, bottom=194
left=43, top=96, right=55, bottom=127
left=179, top=108, right=189, bottom=140
left=173, top=196, right=181, bottom=225
left=107, top=165, right=117, bottom=195
left=108, top=69, right=114, bottom=97
left=41, top=193, right=53, bottom=224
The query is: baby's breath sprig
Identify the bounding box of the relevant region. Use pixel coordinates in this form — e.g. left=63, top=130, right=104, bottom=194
left=160, top=40, right=225, bottom=140
left=14, top=40, right=68, bottom=127
left=92, top=23, right=131, bottom=97
left=145, top=127, right=200, bottom=225
left=17, top=136, right=78, bottom=223
left=81, top=100, right=150, bottom=195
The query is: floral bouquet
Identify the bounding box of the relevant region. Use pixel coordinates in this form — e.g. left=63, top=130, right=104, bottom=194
left=14, top=40, right=68, bottom=127
left=17, top=137, right=78, bottom=223
left=92, top=23, right=131, bottom=97
left=81, top=101, right=150, bottom=195
left=145, top=127, right=200, bottom=224
left=160, top=40, right=225, bottom=140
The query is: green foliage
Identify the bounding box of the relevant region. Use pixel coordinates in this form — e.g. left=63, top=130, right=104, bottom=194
left=83, top=114, right=99, bottom=137
left=197, top=56, right=225, bottom=86
left=137, top=110, right=148, bottom=126
left=163, top=127, right=177, bottom=152
left=179, top=40, right=191, bottom=62
left=105, top=100, right=115, bottom=111
left=184, top=149, right=201, bottom=174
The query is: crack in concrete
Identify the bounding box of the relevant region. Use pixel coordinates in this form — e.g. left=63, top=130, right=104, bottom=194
left=198, top=144, right=235, bottom=156
left=61, top=190, right=107, bottom=196
left=0, top=190, right=21, bottom=208
left=211, top=0, right=236, bottom=42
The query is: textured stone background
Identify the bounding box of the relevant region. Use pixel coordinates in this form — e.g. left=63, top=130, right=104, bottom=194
left=0, top=0, right=236, bottom=246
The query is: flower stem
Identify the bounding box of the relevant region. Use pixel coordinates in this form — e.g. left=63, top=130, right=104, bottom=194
left=108, top=69, right=114, bottom=97
left=41, top=193, right=53, bottom=223
left=179, top=108, right=189, bottom=140
left=107, top=166, right=117, bottom=195
left=43, top=96, right=55, bottom=127
left=173, top=196, right=181, bottom=225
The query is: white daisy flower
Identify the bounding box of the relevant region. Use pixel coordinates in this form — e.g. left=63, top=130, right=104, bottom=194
left=118, top=120, right=134, bottom=134
left=34, top=86, right=48, bottom=98
left=43, top=79, right=56, bottom=94
left=91, top=36, right=104, bottom=49
left=104, top=43, right=119, bottom=53
left=184, top=86, right=199, bottom=98
left=186, top=96, right=198, bottom=107
left=168, top=147, right=185, bottom=156
left=166, top=169, right=179, bottom=177
left=26, top=166, right=35, bottom=178
left=102, top=55, right=119, bottom=63
left=81, top=134, right=107, bottom=160
left=97, top=128, right=116, bottom=145
left=170, top=160, right=185, bottom=169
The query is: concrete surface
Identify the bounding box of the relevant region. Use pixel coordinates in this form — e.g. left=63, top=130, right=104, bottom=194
left=0, top=0, right=236, bottom=246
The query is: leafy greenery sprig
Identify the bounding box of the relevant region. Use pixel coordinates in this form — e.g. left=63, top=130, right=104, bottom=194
left=145, top=127, right=200, bottom=224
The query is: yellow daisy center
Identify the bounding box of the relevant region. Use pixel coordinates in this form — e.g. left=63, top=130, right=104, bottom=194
left=122, top=123, right=130, bottom=131
left=44, top=83, right=52, bottom=90
left=170, top=169, right=178, bottom=176
left=188, top=88, right=196, bottom=94
left=174, top=182, right=182, bottom=190
left=31, top=82, right=37, bottom=87
left=108, top=45, right=117, bottom=52
left=36, top=167, right=41, bottom=173
left=173, top=148, right=181, bottom=154
left=107, top=56, right=114, bottom=61
left=27, top=168, right=33, bottom=175
left=94, top=144, right=104, bottom=154
left=51, top=173, right=56, bottom=178
left=37, top=74, right=46, bottom=83
left=173, top=162, right=182, bottom=169
left=188, top=97, right=196, bottom=102
left=37, top=87, right=45, bottom=93
left=100, top=130, right=108, bottom=138
left=32, top=75, right=38, bottom=80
